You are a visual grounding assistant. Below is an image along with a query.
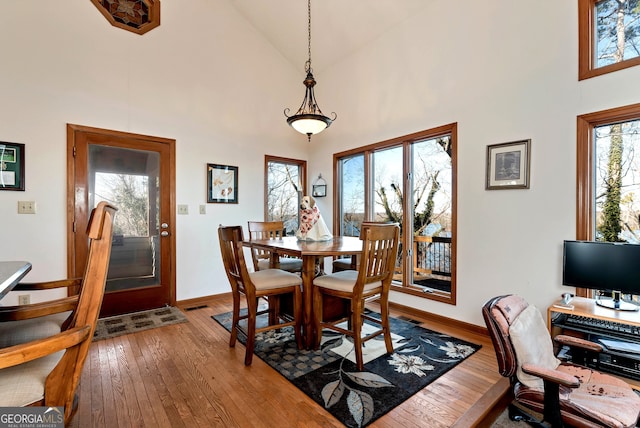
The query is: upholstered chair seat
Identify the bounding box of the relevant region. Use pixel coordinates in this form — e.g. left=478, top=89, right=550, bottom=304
left=313, top=270, right=382, bottom=293
left=0, top=352, right=63, bottom=407
left=0, top=312, right=71, bottom=348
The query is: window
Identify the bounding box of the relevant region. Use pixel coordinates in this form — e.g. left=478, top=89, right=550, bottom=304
left=578, top=0, right=640, bottom=80
left=264, top=155, right=306, bottom=235
left=577, top=103, right=640, bottom=299
left=334, top=124, right=456, bottom=304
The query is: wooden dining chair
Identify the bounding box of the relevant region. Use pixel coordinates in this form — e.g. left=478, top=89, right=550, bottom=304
left=0, top=201, right=117, bottom=424
left=247, top=220, right=302, bottom=273
left=218, top=225, right=303, bottom=365
left=312, top=223, right=400, bottom=370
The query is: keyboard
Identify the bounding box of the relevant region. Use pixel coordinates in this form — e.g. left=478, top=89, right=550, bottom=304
left=559, top=314, right=640, bottom=343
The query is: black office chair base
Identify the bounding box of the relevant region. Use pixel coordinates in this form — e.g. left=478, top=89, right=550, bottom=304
left=508, top=403, right=549, bottom=427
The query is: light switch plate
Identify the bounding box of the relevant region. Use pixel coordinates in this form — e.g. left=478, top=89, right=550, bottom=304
left=199, top=205, right=206, bottom=214
left=177, top=204, right=188, bottom=215
left=18, top=201, right=36, bottom=214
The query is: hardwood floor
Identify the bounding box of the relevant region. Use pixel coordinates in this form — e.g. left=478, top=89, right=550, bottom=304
left=68, top=295, right=508, bottom=427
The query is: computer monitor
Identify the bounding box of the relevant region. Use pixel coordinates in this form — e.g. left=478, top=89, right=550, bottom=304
left=562, top=240, right=640, bottom=311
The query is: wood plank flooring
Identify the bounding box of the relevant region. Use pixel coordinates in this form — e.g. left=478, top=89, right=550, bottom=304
left=68, top=295, right=507, bottom=427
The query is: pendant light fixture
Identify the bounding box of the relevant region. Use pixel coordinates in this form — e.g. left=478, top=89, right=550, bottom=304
left=284, top=0, right=336, bottom=141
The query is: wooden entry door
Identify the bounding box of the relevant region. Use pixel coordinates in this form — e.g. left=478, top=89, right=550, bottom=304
left=67, top=124, right=176, bottom=317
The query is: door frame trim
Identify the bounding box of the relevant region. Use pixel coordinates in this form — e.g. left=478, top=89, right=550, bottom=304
left=66, top=123, right=177, bottom=306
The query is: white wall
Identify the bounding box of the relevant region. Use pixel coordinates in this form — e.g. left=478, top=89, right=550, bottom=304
left=1, top=1, right=639, bottom=327
left=311, top=0, right=640, bottom=325
left=0, top=0, right=306, bottom=303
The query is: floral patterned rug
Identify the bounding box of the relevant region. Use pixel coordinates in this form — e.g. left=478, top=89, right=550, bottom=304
left=212, top=311, right=481, bottom=428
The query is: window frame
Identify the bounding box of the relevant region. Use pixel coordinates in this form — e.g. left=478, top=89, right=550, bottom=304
left=333, top=124, right=457, bottom=305
left=578, top=0, right=640, bottom=81
left=576, top=102, right=640, bottom=297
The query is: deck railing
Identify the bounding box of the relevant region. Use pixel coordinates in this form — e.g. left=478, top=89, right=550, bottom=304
left=412, top=235, right=452, bottom=278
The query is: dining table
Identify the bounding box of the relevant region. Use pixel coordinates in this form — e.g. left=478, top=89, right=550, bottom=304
left=244, top=235, right=362, bottom=348
left=0, top=261, right=32, bottom=301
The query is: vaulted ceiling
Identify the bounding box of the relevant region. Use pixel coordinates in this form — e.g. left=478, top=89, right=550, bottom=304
left=228, top=0, right=430, bottom=73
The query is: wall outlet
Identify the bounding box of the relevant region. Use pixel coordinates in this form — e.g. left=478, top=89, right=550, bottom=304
left=17, top=201, right=36, bottom=214
left=18, top=294, right=30, bottom=305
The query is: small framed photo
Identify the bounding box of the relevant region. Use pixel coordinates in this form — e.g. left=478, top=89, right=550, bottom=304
left=486, top=139, right=531, bottom=190
left=312, top=184, right=326, bottom=198
left=0, top=142, right=25, bottom=191
left=207, top=163, right=238, bottom=203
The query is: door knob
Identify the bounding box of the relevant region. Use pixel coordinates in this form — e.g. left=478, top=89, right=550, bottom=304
left=161, top=231, right=169, bottom=237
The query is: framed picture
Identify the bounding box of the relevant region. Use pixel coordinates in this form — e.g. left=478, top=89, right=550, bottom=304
left=312, top=184, right=326, bottom=197
left=0, top=142, right=25, bottom=191
left=207, top=163, right=238, bottom=203
left=486, top=139, right=531, bottom=190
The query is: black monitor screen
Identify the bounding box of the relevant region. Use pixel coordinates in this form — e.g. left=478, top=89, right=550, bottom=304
left=563, top=240, right=640, bottom=296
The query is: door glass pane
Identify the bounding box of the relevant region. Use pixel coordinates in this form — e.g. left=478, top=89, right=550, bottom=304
left=89, top=145, right=160, bottom=292
left=339, top=154, right=365, bottom=236
left=266, top=160, right=301, bottom=235
left=410, top=137, right=453, bottom=293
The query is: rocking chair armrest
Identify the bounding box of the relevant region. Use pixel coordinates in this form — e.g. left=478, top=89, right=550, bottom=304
left=13, top=278, right=82, bottom=292
left=521, top=363, right=581, bottom=388
left=0, top=296, right=79, bottom=321
left=0, top=325, right=91, bottom=369
left=554, top=334, right=603, bottom=353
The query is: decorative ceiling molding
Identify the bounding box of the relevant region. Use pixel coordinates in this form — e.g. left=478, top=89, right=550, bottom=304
left=91, top=0, right=160, bottom=35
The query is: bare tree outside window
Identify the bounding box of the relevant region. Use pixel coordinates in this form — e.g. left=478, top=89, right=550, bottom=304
left=266, top=157, right=305, bottom=235
left=595, top=119, right=640, bottom=242
left=595, top=0, right=640, bottom=68
left=95, top=172, right=151, bottom=237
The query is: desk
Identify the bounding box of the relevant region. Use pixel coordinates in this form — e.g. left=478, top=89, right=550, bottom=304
left=548, top=296, right=640, bottom=387
left=245, top=236, right=362, bottom=347
left=0, top=261, right=32, bottom=300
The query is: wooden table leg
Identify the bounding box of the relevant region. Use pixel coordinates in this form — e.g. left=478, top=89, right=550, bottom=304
left=301, top=255, right=316, bottom=349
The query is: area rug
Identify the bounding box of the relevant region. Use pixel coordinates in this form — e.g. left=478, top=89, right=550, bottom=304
left=94, top=306, right=187, bottom=341
left=212, top=310, right=481, bottom=427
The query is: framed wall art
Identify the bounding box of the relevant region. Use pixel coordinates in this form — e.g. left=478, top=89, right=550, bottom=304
left=207, top=163, right=238, bottom=203
left=486, top=139, right=531, bottom=190
left=0, top=142, right=25, bottom=191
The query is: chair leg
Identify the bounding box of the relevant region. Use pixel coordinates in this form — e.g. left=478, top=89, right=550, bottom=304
left=380, top=294, right=393, bottom=354
left=293, top=288, right=303, bottom=350
left=230, top=292, right=241, bottom=347
left=244, top=297, right=258, bottom=366
left=268, top=295, right=279, bottom=326
left=312, top=286, right=323, bottom=349
left=352, top=299, right=364, bottom=371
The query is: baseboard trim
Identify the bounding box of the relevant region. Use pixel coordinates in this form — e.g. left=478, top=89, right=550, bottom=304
left=178, top=292, right=232, bottom=309
left=388, top=301, right=488, bottom=336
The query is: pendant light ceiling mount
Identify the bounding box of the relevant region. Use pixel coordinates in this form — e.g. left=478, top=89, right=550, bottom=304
left=284, top=0, right=336, bottom=142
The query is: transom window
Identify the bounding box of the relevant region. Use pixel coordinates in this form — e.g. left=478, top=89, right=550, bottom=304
left=578, top=0, right=640, bottom=80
